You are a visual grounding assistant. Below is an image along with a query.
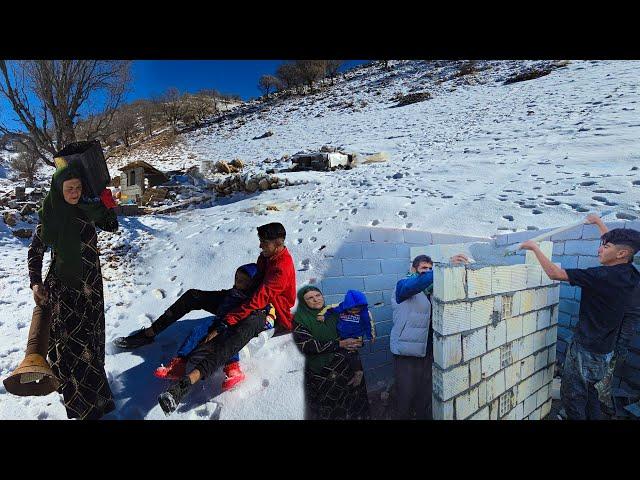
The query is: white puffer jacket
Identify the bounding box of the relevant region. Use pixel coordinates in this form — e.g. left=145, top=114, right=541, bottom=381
left=390, top=292, right=431, bottom=357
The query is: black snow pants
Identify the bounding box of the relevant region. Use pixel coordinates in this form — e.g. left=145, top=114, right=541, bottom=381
left=185, top=311, right=267, bottom=380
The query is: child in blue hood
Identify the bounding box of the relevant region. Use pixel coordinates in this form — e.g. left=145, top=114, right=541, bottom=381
left=325, top=289, right=376, bottom=371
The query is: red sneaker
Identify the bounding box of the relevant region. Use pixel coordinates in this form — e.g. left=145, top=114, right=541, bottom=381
left=222, top=361, right=246, bottom=392
left=154, top=357, right=187, bottom=380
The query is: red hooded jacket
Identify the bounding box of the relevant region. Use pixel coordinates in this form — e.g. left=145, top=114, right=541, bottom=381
left=223, top=247, right=296, bottom=331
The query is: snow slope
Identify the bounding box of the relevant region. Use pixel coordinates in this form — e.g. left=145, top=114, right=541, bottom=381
left=1, top=60, right=639, bottom=419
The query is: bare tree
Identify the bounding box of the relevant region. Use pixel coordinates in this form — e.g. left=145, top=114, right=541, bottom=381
left=180, top=93, right=213, bottom=127
left=113, top=106, right=137, bottom=148
left=0, top=60, right=131, bottom=166
left=258, top=74, right=283, bottom=98
left=159, top=87, right=185, bottom=128
left=10, top=144, right=40, bottom=185
left=276, top=62, right=303, bottom=93
left=325, top=60, right=343, bottom=85
left=136, top=99, right=159, bottom=137
left=294, top=60, right=327, bottom=93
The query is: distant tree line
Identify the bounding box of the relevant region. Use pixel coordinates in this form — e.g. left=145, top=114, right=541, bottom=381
left=0, top=59, right=243, bottom=179
left=257, top=60, right=345, bottom=98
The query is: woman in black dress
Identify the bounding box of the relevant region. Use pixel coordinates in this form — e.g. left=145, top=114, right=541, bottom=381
left=28, top=166, right=118, bottom=419
left=293, top=285, right=371, bottom=419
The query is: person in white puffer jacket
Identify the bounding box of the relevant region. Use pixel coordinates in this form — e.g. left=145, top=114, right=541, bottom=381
left=390, top=253, right=469, bottom=419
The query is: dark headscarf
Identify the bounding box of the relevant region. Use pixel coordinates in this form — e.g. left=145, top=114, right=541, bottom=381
left=38, top=166, right=111, bottom=288
left=294, top=285, right=339, bottom=373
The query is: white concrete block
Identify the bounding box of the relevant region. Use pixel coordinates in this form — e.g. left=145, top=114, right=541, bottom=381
left=522, top=312, right=537, bottom=336
left=510, top=265, right=528, bottom=292
left=533, top=330, right=546, bottom=352
left=534, top=349, right=549, bottom=372
left=546, top=325, right=558, bottom=347
left=536, top=384, right=550, bottom=408
left=413, top=243, right=477, bottom=265
left=487, top=321, right=507, bottom=351
left=432, top=396, right=455, bottom=420
left=517, top=377, right=531, bottom=403
left=530, top=370, right=544, bottom=392
left=537, top=309, right=551, bottom=330
left=463, top=328, right=487, bottom=361
left=469, top=298, right=494, bottom=329
left=478, top=380, right=487, bottom=407
left=501, top=407, right=516, bottom=420
left=455, top=386, right=479, bottom=420
left=481, top=348, right=501, bottom=378
left=467, top=267, right=492, bottom=299
left=432, top=301, right=471, bottom=336
left=534, top=288, right=548, bottom=310
left=529, top=408, right=541, bottom=421
left=520, top=355, right=535, bottom=379
left=525, top=241, right=553, bottom=265
left=511, top=402, right=523, bottom=420
left=469, top=356, right=482, bottom=386
left=491, top=266, right=512, bottom=295
left=550, top=305, right=559, bottom=325
left=469, top=406, right=489, bottom=420
left=433, top=364, right=470, bottom=401
left=521, top=334, right=535, bottom=358
left=433, top=265, right=467, bottom=302
left=486, top=371, right=506, bottom=402
left=547, top=286, right=560, bottom=305
left=403, top=229, right=432, bottom=245
left=544, top=365, right=554, bottom=385
left=523, top=393, right=537, bottom=417
left=540, top=399, right=552, bottom=419
left=506, top=315, right=523, bottom=342
left=548, top=346, right=557, bottom=365
left=433, top=333, right=462, bottom=369
left=505, top=363, right=521, bottom=390
left=489, top=399, right=500, bottom=420
left=526, top=265, right=543, bottom=288
left=510, top=337, right=523, bottom=362
left=511, top=290, right=522, bottom=317
left=520, top=290, right=535, bottom=314
left=370, top=227, right=404, bottom=243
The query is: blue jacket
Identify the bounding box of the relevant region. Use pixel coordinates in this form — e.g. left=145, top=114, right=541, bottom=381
left=391, top=272, right=434, bottom=357
left=327, top=290, right=374, bottom=340
left=395, top=271, right=433, bottom=304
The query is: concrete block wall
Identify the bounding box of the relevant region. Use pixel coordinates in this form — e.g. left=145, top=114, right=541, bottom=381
left=494, top=220, right=640, bottom=399
left=315, top=226, right=489, bottom=391
left=430, top=260, right=560, bottom=420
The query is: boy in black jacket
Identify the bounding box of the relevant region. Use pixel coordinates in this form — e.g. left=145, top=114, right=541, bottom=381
left=520, top=223, right=640, bottom=420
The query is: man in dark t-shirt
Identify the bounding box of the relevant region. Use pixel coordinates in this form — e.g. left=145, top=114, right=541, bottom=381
left=520, top=225, right=640, bottom=420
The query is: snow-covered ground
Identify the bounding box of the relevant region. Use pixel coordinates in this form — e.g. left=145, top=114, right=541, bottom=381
left=1, top=60, right=639, bottom=419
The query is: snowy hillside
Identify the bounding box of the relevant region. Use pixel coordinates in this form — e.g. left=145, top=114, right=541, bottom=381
left=1, top=60, right=639, bottom=419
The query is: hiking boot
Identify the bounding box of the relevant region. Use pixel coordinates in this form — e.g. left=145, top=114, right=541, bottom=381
left=221, top=361, right=246, bottom=392
left=154, top=357, right=187, bottom=380
left=113, top=328, right=154, bottom=349
left=158, top=376, right=192, bottom=416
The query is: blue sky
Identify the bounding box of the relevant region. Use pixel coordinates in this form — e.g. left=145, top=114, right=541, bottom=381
left=0, top=60, right=368, bottom=132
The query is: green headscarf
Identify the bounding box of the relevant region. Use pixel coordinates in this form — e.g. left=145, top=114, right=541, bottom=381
left=294, top=285, right=339, bottom=373
left=38, top=166, right=112, bottom=288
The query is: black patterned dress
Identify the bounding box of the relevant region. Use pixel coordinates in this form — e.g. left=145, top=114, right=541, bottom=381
left=293, top=323, right=371, bottom=420
left=28, top=211, right=118, bottom=420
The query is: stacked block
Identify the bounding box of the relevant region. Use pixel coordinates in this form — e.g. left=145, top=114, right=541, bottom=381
left=431, top=262, right=560, bottom=420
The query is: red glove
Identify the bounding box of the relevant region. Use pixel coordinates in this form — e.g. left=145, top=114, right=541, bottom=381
left=100, top=188, right=117, bottom=209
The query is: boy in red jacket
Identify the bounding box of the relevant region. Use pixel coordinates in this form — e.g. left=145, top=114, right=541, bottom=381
left=158, top=222, right=297, bottom=415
